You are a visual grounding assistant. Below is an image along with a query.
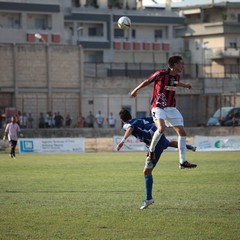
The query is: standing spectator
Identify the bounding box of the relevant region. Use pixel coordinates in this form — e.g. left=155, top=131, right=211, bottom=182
left=39, top=112, right=45, bottom=128
left=18, top=111, right=22, bottom=127
left=18, top=112, right=27, bottom=128
left=96, top=110, right=104, bottom=128
left=3, top=116, right=22, bottom=159
left=65, top=113, right=72, bottom=128
left=22, top=112, right=28, bottom=128
left=18, top=111, right=24, bottom=128
left=27, top=113, right=34, bottom=128
left=130, top=55, right=195, bottom=169
left=75, top=112, right=85, bottom=128
left=45, top=112, right=50, bottom=128
left=107, top=112, right=116, bottom=128
left=86, top=111, right=95, bottom=128
left=48, top=112, right=55, bottom=128
left=0, top=111, right=3, bottom=129
left=54, top=112, right=64, bottom=128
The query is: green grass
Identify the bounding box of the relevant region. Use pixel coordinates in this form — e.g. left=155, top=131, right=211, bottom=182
left=0, top=151, right=239, bottom=240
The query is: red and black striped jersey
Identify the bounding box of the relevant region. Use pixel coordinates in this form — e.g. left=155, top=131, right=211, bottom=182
left=147, top=69, right=180, bottom=109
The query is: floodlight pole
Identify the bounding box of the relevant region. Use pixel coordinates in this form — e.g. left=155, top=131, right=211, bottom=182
left=34, top=33, right=52, bottom=112
left=76, top=27, right=83, bottom=45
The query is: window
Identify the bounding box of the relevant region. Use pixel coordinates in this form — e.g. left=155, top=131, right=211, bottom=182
left=154, top=29, right=163, bottom=40
left=114, top=28, right=124, bottom=38
left=0, top=13, right=21, bottom=29
left=87, top=24, right=103, bottom=37
left=88, top=25, right=103, bottom=37
left=35, top=18, right=47, bottom=30
left=131, top=29, right=136, bottom=39
left=89, top=27, right=96, bottom=36
left=108, top=0, right=123, bottom=9
left=72, top=0, right=80, bottom=7
left=229, top=38, right=237, bottom=48
left=238, top=14, right=240, bottom=23
left=230, top=42, right=237, bottom=48
left=85, top=0, right=98, bottom=7
left=85, top=51, right=103, bottom=63
left=27, top=14, right=52, bottom=30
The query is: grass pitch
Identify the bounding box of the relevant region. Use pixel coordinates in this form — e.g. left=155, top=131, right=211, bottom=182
left=0, top=151, right=239, bottom=240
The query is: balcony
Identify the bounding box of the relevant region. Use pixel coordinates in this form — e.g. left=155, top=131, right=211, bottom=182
left=211, top=47, right=240, bottom=59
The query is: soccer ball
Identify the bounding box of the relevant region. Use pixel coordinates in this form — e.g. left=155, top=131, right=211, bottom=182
left=117, top=16, right=131, bottom=30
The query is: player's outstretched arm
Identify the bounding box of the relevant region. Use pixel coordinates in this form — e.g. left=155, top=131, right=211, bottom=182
left=178, top=82, right=192, bottom=89
left=130, top=79, right=150, bottom=97
left=116, top=127, right=134, bottom=151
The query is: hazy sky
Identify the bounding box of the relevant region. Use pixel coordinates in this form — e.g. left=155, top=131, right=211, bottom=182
left=143, top=0, right=240, bottom=7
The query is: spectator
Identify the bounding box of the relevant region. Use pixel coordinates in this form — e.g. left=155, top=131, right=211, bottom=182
left=65, top=113, right=72, bottom=128
left=45, top=112, right=50, bottom=128
left=86, top=111, right=95, bottom=128
left=39, top=112, right=45, bottom=128
left=107, top=112, right=116, bottom=128
left=0, top=111, right=3, bottom=129
left=27, top=113, right=34, bottom=128
left=47, top=112, right=53, bottom=128
left=96, top=110, right=104, bottom=128
left=18, top=111, right=26, bottom=128
left=54, top=112, right=64, bottom=128
left=75, top=112, right=85, bottom=128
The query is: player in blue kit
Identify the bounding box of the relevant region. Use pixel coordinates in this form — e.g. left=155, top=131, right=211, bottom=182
left=116, top=109, right=197, bottom=209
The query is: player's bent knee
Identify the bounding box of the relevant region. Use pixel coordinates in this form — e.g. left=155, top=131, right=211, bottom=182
left=157, top=126, right=165, bottom=133
left=144, top=158, right=154, bottom=171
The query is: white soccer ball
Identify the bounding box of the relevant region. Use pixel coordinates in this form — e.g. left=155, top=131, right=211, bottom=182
left=117, top=16, right=131, bottom=30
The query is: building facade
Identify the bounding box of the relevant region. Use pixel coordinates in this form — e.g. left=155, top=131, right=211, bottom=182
left=180, top=2, right=240, bottom=78
left=0, top=0, right=240, bottom=128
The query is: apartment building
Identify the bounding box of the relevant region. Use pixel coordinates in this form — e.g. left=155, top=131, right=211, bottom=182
left=0, top=0, right=184, bottom=63
left=179, top=1, right=240, bottom=78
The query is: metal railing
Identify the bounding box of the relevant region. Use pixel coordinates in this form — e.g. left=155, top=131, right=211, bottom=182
left=84, top=62, right=240, bottom=79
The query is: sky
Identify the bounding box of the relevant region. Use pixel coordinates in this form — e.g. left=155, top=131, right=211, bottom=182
left=143, top=0, right=240, bottom=7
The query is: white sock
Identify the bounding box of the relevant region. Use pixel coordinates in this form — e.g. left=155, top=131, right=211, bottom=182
left=178, top=136, right=186, bottom=164
left=149, top=131, right=162, bottom=152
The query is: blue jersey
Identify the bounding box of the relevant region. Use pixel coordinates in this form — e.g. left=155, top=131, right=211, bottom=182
left=123, top=117, right=156, bottom=145
left=123, top=117, right=170, bottom=151
left=123, top=117, right=170, bottom=165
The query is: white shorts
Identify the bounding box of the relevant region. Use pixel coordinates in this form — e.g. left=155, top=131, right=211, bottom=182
left=151, top=107, right=184, bottom=127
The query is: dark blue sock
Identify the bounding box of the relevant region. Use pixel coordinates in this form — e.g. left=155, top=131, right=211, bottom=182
left=144, top=175, right=153, bottom=200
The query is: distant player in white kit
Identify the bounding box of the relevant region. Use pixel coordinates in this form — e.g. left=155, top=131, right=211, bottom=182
left=3, top=116, right=22, bottom=159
